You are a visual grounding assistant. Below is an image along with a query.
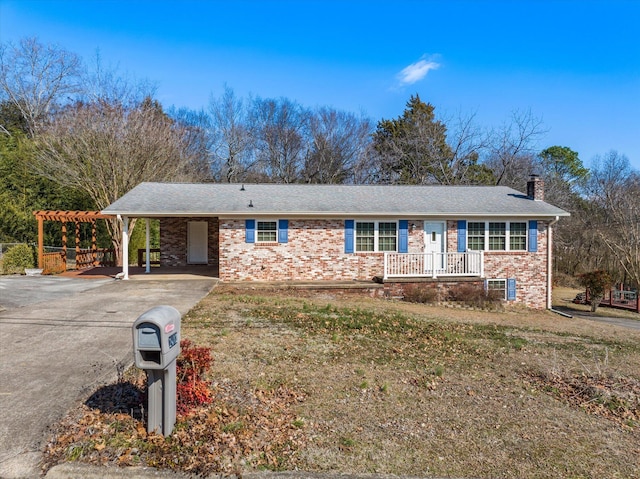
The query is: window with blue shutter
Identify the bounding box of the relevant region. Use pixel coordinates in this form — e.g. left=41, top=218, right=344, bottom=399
left=245, top=219, right=255, bottom=243
left=278, top=219, right=288, bottom=243
left=528, top=220, right=538, bottom=252
left=398, top=220, right=408, bottom=253
left=507, top=278, right=516, bottom=301
left=457, top=220, right=467, bottom=252
left=345, top=220, right=354, bottom=253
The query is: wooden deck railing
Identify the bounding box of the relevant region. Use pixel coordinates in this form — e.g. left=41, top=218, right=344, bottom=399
left=76, top=248, right=116, bottom=269
left=137, top=248, right=161, bottom=267
left=600, top=289, right=639, bottom=313
left=384, top=251, right=484, bottom=279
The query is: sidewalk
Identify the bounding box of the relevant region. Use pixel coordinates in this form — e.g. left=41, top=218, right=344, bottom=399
left=0, top=275, right=217, bottom=479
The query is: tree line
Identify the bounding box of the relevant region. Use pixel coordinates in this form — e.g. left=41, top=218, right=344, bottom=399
left=0, top=37, right=638, bottom=289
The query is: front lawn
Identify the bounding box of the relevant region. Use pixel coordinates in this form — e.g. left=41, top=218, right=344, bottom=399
left=44, top=285, right=640, bottom=478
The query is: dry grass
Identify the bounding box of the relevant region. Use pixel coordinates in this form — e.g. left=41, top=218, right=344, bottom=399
left=45, top=284, right=640, bottom=478
left=181, top=285, right=640, bottom=478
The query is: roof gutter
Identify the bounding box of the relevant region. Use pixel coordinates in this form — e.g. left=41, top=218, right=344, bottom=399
left=547, top=216, right=560, bottom=310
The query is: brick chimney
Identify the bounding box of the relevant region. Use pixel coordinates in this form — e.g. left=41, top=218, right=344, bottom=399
left=527, top=174, right=544, bottom=201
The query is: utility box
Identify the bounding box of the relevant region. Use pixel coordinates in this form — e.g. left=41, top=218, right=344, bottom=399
left=132, top=305, right=181, bottom=436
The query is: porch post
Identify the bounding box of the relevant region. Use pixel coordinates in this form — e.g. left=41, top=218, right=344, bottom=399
left=121, top=215, right=130, bottom=280
left=432, top=251, right=437, bottom=278
left=480, top=251, right=485, bottom=278
left=383, top=252, right=388, bottom=280
left=145, top=218, right=151, bottom=273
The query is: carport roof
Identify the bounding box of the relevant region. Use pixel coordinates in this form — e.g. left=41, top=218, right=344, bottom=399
left=102, top=182, right=570, bottom=218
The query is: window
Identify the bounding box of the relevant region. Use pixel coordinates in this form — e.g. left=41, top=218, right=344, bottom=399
left=488, top=222, right=506, bottom=250
left=467, top=222, right=485, bottom=250
left=355, top=221, right=397, bottom=252
left=509, top=222, right=527, bottom=251
left=378, top=222, right=397, bottom=251
left=257, top=221, right=277, bottom=242
left=487, top=279, right=506, bottom=300
left=466, top=221, right=528, bottom=251
left=356, top=222, right=375, bottom=251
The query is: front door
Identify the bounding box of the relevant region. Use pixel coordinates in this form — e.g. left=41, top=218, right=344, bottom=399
left=187, top=221, right=208, bottom=264
left=424, top=221, right=445, bottom=272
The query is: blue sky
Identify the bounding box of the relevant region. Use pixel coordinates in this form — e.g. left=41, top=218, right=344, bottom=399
left=1, top=0, right=638, bottom=170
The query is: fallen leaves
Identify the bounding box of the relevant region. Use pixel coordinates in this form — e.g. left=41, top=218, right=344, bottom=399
left=43, top=375, right=307, bottom=476
left=527, top=371, right=640, bottom=429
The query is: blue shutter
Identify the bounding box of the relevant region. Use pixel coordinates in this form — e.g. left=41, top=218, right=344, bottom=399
left=507, top=278, right=516, bottom=301
left=345, top=220, right=354, bottom=253
left=457, top=220, right=467, bottom=252
left=528, top=220, right=538, bottom=252
left=398, top=220, right=408, bottom=253
left=245, top=219, right=255, bottom=243
left=278, top=219, right=288, bottom=243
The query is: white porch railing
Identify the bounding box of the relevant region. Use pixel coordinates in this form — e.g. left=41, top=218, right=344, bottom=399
left=383, top=251, right=484, bottom=279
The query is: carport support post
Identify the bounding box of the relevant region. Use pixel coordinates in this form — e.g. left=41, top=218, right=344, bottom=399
left=145, top=218, right=151, bottom=273
left=121, top=215, right=130, bottom=280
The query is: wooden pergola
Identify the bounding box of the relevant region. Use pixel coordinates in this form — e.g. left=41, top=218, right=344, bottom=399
left=33, top=210, right=115, bottom=271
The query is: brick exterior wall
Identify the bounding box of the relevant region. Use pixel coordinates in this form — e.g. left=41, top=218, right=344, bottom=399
left=218, top=219, right=385, bottom=281
left=159, top=217, right=219, bottom=267
left=160, top=217, right=551, bottom=309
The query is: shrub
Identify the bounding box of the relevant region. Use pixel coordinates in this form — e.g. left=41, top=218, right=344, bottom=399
left=448, top=282, right=503, bottom=309
left=1, top=244, right=35, bottom=274
left=402, top=283, right=438, bottom=303
left=176, top=339, right=214, bottom=416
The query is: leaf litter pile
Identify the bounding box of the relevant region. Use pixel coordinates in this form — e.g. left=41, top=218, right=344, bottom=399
left=43, top=286, right=640, bottom=478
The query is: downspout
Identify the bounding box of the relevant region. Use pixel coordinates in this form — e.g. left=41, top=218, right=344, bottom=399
left=547, top=216, right=559, bottom=310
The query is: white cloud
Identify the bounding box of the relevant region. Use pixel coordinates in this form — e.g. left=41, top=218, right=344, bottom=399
left=397, top=56, right=441, bottom=86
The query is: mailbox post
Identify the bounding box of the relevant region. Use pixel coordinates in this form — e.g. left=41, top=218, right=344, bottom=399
left=132, top=305, right=181, bottom=436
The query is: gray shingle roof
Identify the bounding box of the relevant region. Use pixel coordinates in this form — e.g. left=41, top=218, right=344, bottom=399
left=102, top=182, right=569, bottom=218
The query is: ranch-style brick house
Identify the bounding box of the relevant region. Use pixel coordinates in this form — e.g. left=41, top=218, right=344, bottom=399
left=102, top=176, right=569, bottom=309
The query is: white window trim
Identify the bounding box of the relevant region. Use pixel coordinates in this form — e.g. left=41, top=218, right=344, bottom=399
left=355, top=220, right=398, bottom=253
left=256, top=220, right=278, bottom=243
left=486, top=279, right=507, bottom=300
left=467, top=220, right=528, bottom=252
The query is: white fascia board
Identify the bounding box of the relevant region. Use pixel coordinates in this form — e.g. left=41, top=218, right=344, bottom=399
left=102, top=210, right=569, bottom=219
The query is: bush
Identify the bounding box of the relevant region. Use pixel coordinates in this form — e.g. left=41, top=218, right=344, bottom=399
left=1, top=244, right=35, bottom=274
left=402, top=283, right=438, bottom=303
left=176, top=339, right=214, bottom=416
left=448, top=282, right=503, bottom=309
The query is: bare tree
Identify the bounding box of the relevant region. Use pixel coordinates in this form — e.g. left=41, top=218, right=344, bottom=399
left=35, top=98, right=208, bottom=264
left=250, top=97, right=309, bottom=183
left=0, top=37, right=82, bottom=135
left=586, top=151, right=640, bottom=288
left=208, top=86, right=254, bottom=182
left=485, top=109, right=547, bottom=189
left=80, top=50, right=157, bottom=107
left=303, top=107, right=373, bottom=184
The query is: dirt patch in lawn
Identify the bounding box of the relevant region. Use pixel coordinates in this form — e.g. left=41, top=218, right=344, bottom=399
left=44, top=285, right=640, bottom=478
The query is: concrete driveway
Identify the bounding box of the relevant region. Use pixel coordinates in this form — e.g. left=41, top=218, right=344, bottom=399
left=0, top=275, right=217, bottom=479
